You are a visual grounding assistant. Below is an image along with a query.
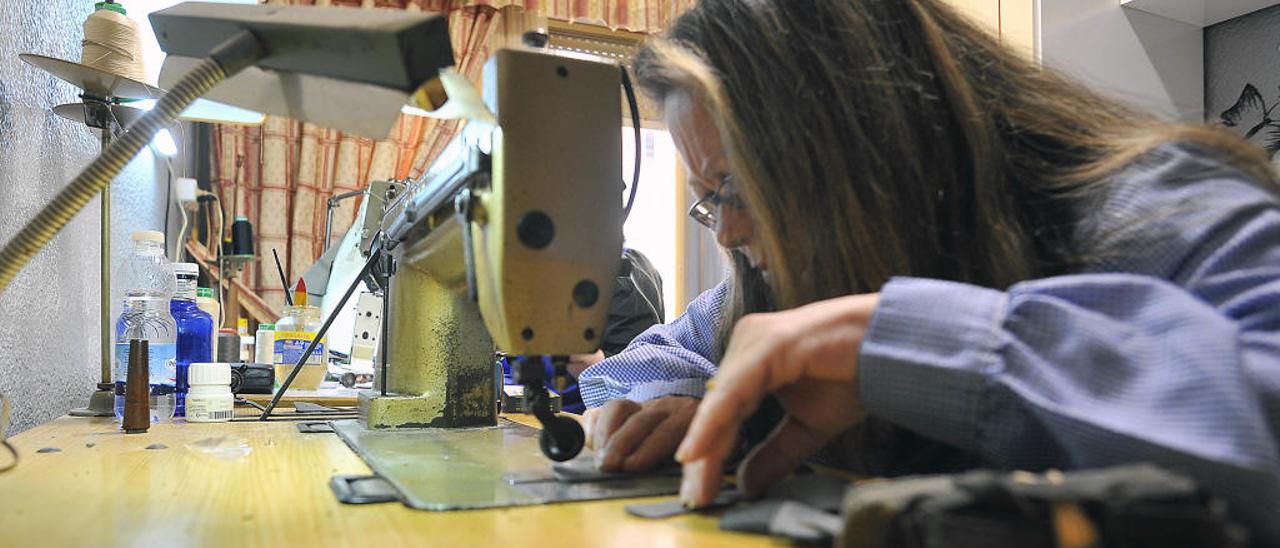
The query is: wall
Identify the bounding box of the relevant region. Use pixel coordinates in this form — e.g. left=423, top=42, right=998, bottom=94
left=1041, top=0, right=1204, bottom=121
left=0, top=2, right=167, bottom=436
left=1205, top=4, right=1280, bottom=163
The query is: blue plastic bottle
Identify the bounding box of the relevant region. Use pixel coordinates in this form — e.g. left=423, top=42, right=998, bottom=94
left=172, top=263, right=213, bottom=417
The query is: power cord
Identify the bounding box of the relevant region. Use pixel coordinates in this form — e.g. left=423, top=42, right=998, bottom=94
left=0, top=394, right=16, bottom=474
left=621, top=65, right=642, bottom=222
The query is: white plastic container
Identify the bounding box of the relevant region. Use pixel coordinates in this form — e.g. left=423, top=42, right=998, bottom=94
left=255, top=323, right=275, bottom=364
left=186, top=362, right=234, bottom=423
left=196, top=288, right=220, bottom=354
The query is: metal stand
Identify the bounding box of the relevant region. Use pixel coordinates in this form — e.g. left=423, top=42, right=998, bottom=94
left=18, top=53, right=165, bottom=417
left=69, top=98, right=133, bottom=417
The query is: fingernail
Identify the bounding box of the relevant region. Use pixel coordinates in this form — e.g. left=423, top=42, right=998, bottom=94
left=594, top=450, right=608, bottom=469
left=679, top=474, right=694, bottom=507
left=674, top=441, right=689, bottom=462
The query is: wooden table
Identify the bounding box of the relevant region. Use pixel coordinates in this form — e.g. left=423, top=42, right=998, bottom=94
left=0, top=414, right=777, bottom=547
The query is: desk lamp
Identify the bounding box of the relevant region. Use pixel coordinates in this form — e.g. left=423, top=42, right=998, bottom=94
left=0, top=1, right=451, bottom=294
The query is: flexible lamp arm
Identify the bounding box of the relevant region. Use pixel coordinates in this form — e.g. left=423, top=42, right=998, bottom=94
left=0, top=30, right=264, bottom=294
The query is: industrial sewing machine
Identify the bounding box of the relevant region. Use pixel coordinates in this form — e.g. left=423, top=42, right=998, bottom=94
left=152, top=3, right=625, bottom=462
left=361, top=48, right=625, bottom=459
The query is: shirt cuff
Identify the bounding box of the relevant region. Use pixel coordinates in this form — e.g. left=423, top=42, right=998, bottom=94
left=626, top=378, right=708, bottom=402
left=580, top=377, right=708, bottom=408
left=857, top=277, right=1008, bottom=452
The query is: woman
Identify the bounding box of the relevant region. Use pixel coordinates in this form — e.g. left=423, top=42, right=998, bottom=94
left=578, top=0, right=1280, bottom=540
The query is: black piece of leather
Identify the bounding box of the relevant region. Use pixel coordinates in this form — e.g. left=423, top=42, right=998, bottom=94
left=296, top=422, right=334, bottom=434
left=329, top=475, right=400, bottom=504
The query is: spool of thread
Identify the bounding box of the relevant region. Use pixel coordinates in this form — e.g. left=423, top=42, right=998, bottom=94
left=81, top=2, right=146, bottom=84
left=217, top=329, right=241, bottom=363
left=230, top=216, right=254, bottom=256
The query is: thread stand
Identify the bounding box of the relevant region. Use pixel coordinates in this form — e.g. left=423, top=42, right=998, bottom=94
left=18, top=54, right=164, bottom=417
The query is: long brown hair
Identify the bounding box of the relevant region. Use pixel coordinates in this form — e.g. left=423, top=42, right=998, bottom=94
left=635, top=0, right=1276, bottom=344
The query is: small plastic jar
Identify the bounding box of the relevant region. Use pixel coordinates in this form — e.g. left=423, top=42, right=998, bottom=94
left=186, top=362, right=234, bottom=422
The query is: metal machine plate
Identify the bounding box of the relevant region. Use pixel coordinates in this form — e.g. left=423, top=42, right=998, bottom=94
left=331, top=419, right=679, bottom=510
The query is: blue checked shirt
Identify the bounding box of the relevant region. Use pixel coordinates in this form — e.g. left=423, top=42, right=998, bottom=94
left=579, top=144, right=1280, bottom=542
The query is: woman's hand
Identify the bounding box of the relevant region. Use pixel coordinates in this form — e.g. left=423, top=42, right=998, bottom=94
left=675, top=293, right=880, bottom=507
left=583, top=395, right=700, bottom=472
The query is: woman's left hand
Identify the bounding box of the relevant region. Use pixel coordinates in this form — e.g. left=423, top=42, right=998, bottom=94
left=675, top=293, right=880, bottom=507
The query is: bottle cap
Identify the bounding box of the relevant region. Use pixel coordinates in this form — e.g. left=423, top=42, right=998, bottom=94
left=258, top=323, right=275, bottom=330
left=189, top=363, right=231, bottom=386
left=130, top=230, right=164, bottom=244
left=94, top=1, right=126, bottom=15
left=197, top=287, right=213, bottom=298
left=174, top=263, right=199, bottom=276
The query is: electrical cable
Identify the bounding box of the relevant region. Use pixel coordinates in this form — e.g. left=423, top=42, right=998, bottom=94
left=0, top=31, right=262, bottom=294
left=0, top=440, right=15, bottom=474
left=176, top=202, right=189, bottom=263
left=0, top=394, right=14, bottom=473
left=621, top=65, right=642, bottom=222
left=164, top=156, right=175, bottom=259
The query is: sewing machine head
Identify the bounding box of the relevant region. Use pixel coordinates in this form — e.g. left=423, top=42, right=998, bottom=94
left=362, top=48, right=624, bottom=460
left=155, top=3, right=623, bottom=460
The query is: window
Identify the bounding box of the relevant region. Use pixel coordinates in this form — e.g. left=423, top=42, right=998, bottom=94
left=621, top=128, right=681, bottom=320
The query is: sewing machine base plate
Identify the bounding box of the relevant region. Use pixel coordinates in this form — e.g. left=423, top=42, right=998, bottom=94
left=331, top=419, right=679, bottom=511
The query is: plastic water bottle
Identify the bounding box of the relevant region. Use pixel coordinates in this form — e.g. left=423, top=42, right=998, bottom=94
left=113, top=231, right=178, bottom=423
left=172, top=263, right=213, bottom=418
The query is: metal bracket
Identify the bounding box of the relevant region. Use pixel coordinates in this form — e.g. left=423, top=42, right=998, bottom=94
left=329, top=475, right=401, bottom=505
left=454, top=187, right=479, bottom=303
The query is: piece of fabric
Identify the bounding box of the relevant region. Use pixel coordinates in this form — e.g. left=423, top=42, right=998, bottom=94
left=578, top=143, right=1280, bottom=542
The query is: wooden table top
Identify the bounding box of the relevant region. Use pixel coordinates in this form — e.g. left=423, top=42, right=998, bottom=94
left=0, top=413, right=777, bottom=547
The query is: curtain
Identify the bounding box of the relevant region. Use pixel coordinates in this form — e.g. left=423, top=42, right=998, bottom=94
left=210, top=0, right=689, bottom=314
left=319, top=0, right=693, bottom=32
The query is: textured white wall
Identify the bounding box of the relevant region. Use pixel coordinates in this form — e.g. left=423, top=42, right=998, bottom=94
left=0, top=1, right=167, bottom=436
left=1041, top=0, right=1205, bottom=122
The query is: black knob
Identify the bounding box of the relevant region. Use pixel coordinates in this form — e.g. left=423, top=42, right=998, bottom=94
left=572, top=280, right=599, bottom=308
left=517, top=211, right=555, bottom=249
left=539, top=415, right=585, bottom=462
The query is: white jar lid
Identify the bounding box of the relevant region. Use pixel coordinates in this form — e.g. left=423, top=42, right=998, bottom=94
left=131, top=230, right=165, bottom=243
left=189, top=362, right=232, bottom=386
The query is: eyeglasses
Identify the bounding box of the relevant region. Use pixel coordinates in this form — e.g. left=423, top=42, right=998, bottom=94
left=687, top=175, right=743, bottom=229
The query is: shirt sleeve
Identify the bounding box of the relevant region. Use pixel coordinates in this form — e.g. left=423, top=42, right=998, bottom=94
left=857, top=178, right=1280, bottom=541
left=578, top=281, right=729, bottom=408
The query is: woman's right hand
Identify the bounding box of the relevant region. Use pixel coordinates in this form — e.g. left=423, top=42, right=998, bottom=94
left=583, top=396, right=700, bottom=472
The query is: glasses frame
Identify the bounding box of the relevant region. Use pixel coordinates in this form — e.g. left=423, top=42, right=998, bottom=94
left=686, top=175, right=741, bottom=229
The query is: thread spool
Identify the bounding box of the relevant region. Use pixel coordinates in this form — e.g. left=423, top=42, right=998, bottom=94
left=230, top=216, right=254, bottom=256
left=81, top=2, right=146, bottom=84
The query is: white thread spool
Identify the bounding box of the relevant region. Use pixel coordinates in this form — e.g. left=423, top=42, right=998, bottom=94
left=81, top=3, right=146, bottom=83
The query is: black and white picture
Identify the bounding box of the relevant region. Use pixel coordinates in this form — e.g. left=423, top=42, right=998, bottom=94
left=1207, top=4, right=1280, bottom=164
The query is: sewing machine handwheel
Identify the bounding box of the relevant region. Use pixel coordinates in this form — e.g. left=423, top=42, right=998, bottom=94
left=539, top=415, right=585, bottom=462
